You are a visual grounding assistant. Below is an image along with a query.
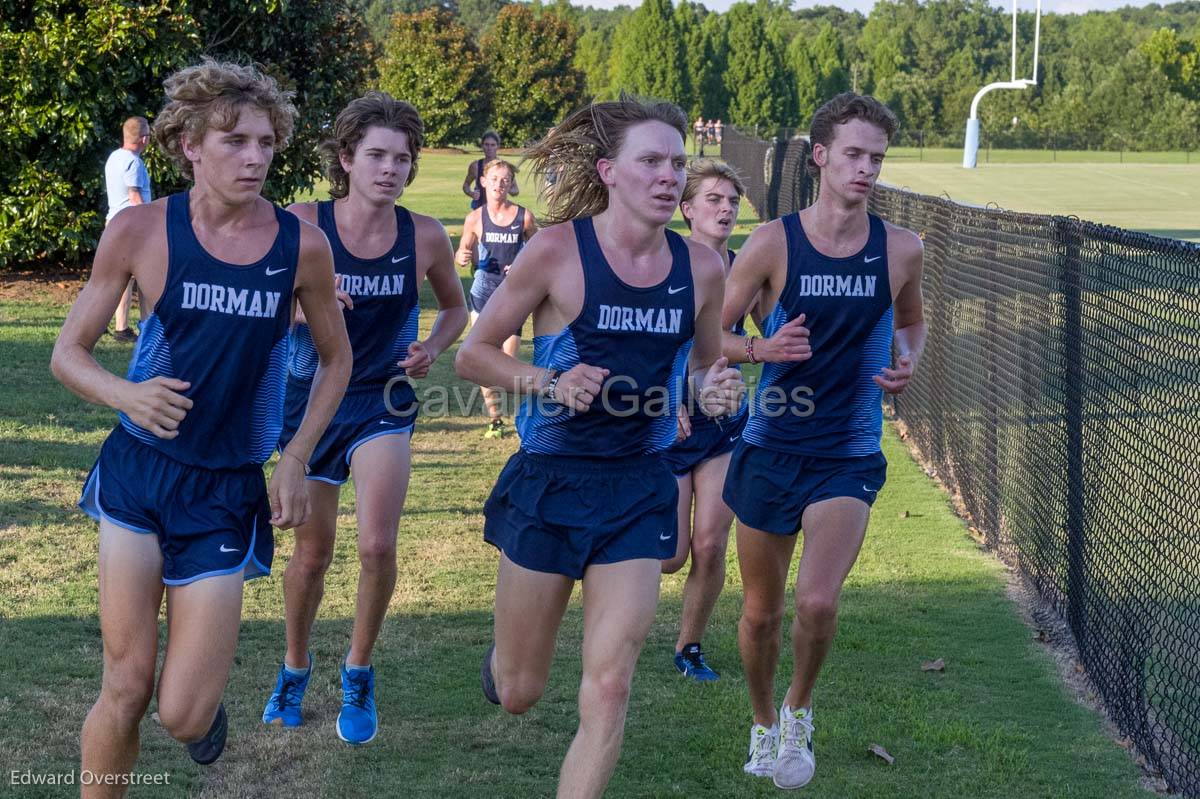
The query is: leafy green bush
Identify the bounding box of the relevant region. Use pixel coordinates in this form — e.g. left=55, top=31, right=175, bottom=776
left=0, top=0, right=373, bottom=268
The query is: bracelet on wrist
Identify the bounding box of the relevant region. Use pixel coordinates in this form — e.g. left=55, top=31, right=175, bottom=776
left=745, top=335, right=758, bottom=364
left=281, top=448, right=311, bottom=476
left=541, top=369, right=562, bottom=402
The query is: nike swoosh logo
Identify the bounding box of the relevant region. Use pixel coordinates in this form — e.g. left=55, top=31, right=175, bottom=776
left=265, top=267, right=287, bottom=276
left=509, top=224, right=521, bottom=230
left=729, top=434, right=741, bottom=443
left=864, top=256, right=882, bottom=263
left=659, top=531, right=673, bottom=541
left=379, top=420, right=393, bottom=425
left=668, top=286, right=688, bottom=295
left=391, top=255, right=411, bottom=263
left=219, top=544, right=240, bottom=553
left=863, top=484, right=878, bottom=493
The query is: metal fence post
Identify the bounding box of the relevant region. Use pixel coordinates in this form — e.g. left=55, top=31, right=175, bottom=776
left=983, top=214, right=1001, bottom=545
left=1059, top=216, right=1088, bottom=658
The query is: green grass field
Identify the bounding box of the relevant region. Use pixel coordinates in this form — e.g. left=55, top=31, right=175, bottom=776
left=0, top=151, right=1153, bottom=797
left=879, top=154, right=1200, bottom=242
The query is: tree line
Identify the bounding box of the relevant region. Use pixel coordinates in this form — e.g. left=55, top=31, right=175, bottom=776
left=372, top=0, right=1200, bottom=152
left=3, top=0, right=1198, bottom=267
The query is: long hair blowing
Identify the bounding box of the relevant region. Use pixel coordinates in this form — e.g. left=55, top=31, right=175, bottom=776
left=524, top=93, right=687, bottom=225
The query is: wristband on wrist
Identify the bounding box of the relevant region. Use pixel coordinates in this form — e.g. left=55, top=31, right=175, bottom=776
left=745, top=335, right=758, bottom=364
left=540, top=368, right=562, bottom=401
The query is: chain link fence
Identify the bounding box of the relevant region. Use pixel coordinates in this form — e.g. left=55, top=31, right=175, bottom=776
left=722, top=129, right=1200, bottom=797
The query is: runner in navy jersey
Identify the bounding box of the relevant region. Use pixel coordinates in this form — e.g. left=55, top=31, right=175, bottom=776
left=462, top=130, right=520, bottom=209
left=51, top=60, right=351, bottom=791
left=455, top=97, right=744, bottom=798
left=262, top=93, right=467, bottom=745
left=660, top=158, right=761, bottom=683
left=456, top=158, right=537, bottom=438
left=720, top=93, right=926, bottom=789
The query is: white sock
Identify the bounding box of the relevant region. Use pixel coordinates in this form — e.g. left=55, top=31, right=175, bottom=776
left=283, top=655, right=310, bottom=675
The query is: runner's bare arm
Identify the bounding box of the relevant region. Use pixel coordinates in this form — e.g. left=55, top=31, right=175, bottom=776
left=455, top=209, right=480, bottom=269
left=462, top=161, right=478, bottom=200
left=876, top=225, right=926, bottom=394
left=721, top=220, right=809, bottom=365
left=456, top=224, right=591, bottom=400
left=401, top=215, right=468, bottom=379
left=688, top=242, right=743, bottom=417
left=284, top=222, right=352, bottom=464
left=51, top=205, right=193, bottom=439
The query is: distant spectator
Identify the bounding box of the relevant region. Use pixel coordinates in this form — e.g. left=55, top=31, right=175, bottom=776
left=714, top=119, right=724, bottom=146
left=694, top=115, right=706, bottom=154
left=103, top=116, right=152, bottom=342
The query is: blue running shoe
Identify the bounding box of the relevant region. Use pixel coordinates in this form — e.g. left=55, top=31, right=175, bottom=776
left=262, top=654, right=312, bottom=727
left=674, top=643, right=720, bottom=682
left=337, top=663, right=377, bottom=745
left=186, top=703, right=227, bottom=765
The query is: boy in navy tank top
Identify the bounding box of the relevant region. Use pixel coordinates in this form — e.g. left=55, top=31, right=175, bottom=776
left=661, top=158, right=758, bottom=683
left=51, top=60, right=352, bottom=787
left=456, top=158, right=537, bottom=438
left=462, top=130, right=520, bottom=209
left=262, top=94, right=468, bottom=745
left=455, top=98, right=744, bottom=797
left=720, top=94, right=927, bottom=789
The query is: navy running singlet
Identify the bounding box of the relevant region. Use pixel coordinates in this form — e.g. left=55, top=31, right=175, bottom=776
left=119, top=191, right=298, bottom=469
left=287, top=201, right=420, bottom=391
left=477, top=205, right=526, bottom=275
left=743, top=213, right=893, bottom=457
left=516, top=218, right=696, bottom=457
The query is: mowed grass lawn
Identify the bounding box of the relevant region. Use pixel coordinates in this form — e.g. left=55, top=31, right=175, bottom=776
left=0, top=151, right=1150, bottom=797
left=880, top=152, right=1200, bottom=242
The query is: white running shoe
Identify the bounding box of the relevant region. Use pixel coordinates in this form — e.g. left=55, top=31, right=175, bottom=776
left=773, top=704, right=815, bottom=790
left=743, top=722, right=779, bottom=777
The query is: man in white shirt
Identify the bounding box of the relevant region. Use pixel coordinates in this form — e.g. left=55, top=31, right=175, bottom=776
left=103, top=116, right=152, bottom=342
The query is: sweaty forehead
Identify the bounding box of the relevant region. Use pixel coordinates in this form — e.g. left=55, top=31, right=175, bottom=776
left=829, top=118, right=889, bottom=152
left=699, top=177, right=738, bottom=198
left=620, top=121, right=685, bottom=158
left=358, top=125, right=410, bottom=153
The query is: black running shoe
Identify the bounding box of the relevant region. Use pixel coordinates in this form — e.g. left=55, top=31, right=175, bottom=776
left=481, top=643, right=500, bottom=705
left=186, top=703, right=228, bottom=765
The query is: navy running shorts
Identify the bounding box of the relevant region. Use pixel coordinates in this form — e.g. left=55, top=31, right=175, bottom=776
left=79, top=426, right=273, bottom=585
left=722, top=442, right=887, bottom=535
left=660, top=414, right=746, bottom=477
left=278, top=379, right=417, bottom=485
left=469, top=269, right=504, bottom=314
left=483, top=451, right=678, bottom=579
